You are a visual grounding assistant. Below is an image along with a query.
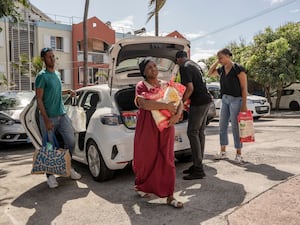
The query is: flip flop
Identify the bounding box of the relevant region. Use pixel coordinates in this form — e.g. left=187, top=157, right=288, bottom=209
left=167, top=199, right=184, bottom=209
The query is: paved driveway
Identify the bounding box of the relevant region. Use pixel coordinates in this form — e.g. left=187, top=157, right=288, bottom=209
left=1, top=117, right=300, bottom=225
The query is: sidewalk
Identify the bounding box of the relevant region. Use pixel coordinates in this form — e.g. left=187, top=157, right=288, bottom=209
left=228, top=111, right=300, bottom=225
left=228, top=175, right=300, bottom=225
left=266, top=110, right=300, bottom=118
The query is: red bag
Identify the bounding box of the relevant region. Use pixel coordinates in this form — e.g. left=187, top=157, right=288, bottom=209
left=238, top=110, right=255, bottom=142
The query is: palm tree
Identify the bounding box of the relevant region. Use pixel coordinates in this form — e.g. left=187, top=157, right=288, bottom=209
left=83, top=0, right=90, bottom=87
left=146, top=0, right=166, bottom=36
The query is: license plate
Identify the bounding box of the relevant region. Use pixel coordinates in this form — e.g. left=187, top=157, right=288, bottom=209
left=175, top=135, right=183, bottom=143
left=259, top=106, right=268, bottom=111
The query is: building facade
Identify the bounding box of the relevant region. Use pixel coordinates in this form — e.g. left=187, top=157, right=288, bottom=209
left=72, top=17, right=115, bottom=89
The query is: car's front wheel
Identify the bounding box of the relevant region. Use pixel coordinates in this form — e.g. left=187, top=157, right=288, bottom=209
left=86, top=140, right=114, bottom=181
left=289, top=101, right=299, bottom=111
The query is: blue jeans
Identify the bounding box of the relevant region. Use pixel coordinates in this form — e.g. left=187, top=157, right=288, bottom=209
left=187, top=103, right=210, bottom=172
left=219, top=94, right=242, bottom=149
left=39, top=114, right=75, bottom=156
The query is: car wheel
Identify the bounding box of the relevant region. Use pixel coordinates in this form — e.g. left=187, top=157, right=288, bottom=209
left=289, top=101, right=299, bottom=111
left=86, top=140, right=114, bottom=181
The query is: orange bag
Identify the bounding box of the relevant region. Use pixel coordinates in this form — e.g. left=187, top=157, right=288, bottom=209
left=238, top=110, right=255, bottom=142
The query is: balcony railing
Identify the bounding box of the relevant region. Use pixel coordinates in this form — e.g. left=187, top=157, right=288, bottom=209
left=77, top=51, right=109, bottom=64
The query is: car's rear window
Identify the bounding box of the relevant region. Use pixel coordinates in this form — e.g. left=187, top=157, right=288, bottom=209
left=116, top=57, right=173, bottom=73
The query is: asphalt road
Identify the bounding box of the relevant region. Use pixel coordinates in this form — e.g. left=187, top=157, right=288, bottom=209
left=1, top=116, right=300, bottom=225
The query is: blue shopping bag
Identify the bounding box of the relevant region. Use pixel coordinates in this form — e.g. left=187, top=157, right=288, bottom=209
left=31, top=131, right=71, bottom=177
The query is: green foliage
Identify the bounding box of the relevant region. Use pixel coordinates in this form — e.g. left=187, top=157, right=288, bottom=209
left=31, top=56, right=43, bottom=77
left=205, top=22, right=300, bottom=110
left=0, top=0, right=29, bottom=22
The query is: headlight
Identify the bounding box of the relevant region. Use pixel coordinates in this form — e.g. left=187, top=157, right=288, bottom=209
left=0, top=118, right=15, bottom=125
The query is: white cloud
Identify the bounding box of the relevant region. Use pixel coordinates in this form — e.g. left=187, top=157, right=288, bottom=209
left=290, top=9, right=299, bottom=13
left=111, top=16, right=135, bottom=33
left=185, top=31, right=206, bottom=40
left=191, top=48, right=216, bottom=61
left=269, top=0, right=287, bottom=5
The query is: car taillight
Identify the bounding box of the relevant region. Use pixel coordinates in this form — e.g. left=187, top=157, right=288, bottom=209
left=121, top=111, right=137, bottom=129
left=101, top=114, right=120, bottom=126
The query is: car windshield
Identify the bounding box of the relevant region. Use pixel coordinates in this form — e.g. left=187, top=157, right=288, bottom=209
left=116, top=57, right=173, bottom=73
left=0, top=92, right=34, bottom=110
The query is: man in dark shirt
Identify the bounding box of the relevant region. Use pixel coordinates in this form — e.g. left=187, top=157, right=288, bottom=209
left=175, top=50, right=212, bottom=180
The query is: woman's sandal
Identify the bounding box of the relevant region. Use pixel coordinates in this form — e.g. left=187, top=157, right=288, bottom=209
left=167, top=199, right=184, bottom=209
left=134, top=187, right=151, bottom=198
left=136, top=190, right=151, bottom=198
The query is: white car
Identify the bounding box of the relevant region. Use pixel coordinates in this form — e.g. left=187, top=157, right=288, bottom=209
left=20, top=36, right=191, bottom=181
left=270, top=83, right=300, bottom=110
left=207, top=82, right=270, bottom=119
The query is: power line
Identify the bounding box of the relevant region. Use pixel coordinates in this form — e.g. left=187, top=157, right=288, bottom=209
left=191, top=0, right=298, bottom=42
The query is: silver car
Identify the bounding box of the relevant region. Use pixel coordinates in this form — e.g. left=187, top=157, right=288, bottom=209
left=0, top=91, right=34, bottom=146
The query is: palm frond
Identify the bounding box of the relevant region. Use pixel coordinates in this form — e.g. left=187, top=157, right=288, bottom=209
left=146, top=0, right=166, bottom=23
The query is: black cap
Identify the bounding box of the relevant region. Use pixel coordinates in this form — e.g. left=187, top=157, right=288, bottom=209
left=175, top=50, right=187, bottom=59
left=40, top=47, right=52, bottom=57
left=139, top=57, right=154, bottom=77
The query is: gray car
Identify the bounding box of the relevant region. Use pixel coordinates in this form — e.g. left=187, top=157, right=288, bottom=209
left=0, top=91, right=35, bottom=146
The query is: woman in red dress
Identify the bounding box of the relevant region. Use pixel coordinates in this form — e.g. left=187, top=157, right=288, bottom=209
left=133, top=57, right=183, bottom=208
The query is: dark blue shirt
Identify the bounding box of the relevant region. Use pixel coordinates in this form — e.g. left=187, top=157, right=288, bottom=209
left=180, top=60, right=211, bottom=106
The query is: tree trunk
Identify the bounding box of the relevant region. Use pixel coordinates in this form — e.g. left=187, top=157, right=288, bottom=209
left=83, top=0, right=89, bottom=87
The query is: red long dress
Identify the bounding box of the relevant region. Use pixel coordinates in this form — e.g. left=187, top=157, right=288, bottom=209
left=133, top=80, right=175, bottom=198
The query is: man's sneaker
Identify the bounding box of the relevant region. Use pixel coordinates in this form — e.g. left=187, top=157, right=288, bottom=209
left=235, top=154, right=244, bottom=164
left=215, top=151, right=227, bottom=160
left=70, top=168, right=82, bottom=180
left=47, top=175, right=58, bottom=188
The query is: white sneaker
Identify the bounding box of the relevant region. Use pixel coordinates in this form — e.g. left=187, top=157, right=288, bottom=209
left=215, top=151, right=227, bottom=160
left=70, top=168, right=82, bottom=180
left=235, top=154, right=244, bottom=164
left=47, top=175, right=58, bottom=188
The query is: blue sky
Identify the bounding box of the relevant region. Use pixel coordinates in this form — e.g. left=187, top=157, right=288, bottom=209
left=29, top=0, right=300, bottom=61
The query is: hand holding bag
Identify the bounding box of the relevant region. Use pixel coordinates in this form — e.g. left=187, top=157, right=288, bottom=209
left=31, top=131, right=71, bottom=176
left=238, top=110, right=255, bottom=142
left=66, top=97, right=86, bottom=132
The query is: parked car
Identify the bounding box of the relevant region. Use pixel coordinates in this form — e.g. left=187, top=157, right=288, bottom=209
left=207, top=82, right=270, bottom=119
left=270, top=83, right=300, bottom=110
left=21, top=36, right=192, bottom=181
left=206, top=95, right=216, bottom=125
left=0, top=91, right=34, bottom=146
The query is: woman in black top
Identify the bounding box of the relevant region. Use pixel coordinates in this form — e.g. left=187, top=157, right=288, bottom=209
left=208, top=48, right=248, bottom=163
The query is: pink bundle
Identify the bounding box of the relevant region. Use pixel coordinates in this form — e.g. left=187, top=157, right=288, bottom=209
left=141, top=81, right=186, bottom=131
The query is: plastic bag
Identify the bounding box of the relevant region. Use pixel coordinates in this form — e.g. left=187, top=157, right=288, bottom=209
left=238, top=110, right=255, bottom=142
left=142, top=81, right=186, bottom=131
left=66, top=99, right=86, bottom=132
